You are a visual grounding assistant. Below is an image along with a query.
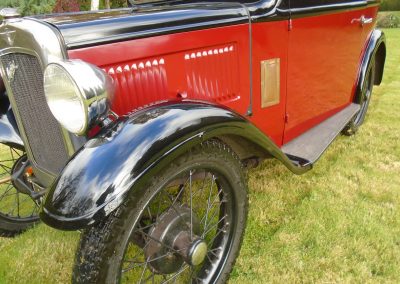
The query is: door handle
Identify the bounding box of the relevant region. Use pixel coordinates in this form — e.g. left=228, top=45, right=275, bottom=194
left=352, top=15, right=373, bottom=27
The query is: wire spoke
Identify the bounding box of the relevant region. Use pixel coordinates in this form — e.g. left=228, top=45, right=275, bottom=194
left=0, top=145, right=40, bottom=220
left=0, top=164, right=12, bottom=172
left=124, top=247, right=185, bottom=272
left=160, top=190, right=187, bottom=226
left=203, top=215, right=228, bottom=238
left=138, top=257, right=149, bottom=284
left=136, top=228, right=181, bottom=254
left=121, top=165, right=233, bottom=283
left=30, top=203, right=39, bottom=217
left=202, top=175, right=215, bottom=229
left=207, top=227, right=226, bottom=246
left=143, top=271, right=157, bottom=283
left=202, top=186, right=224, bottom=229
left=169, top=183, right=186, bottom=210
left=163, top=264, right=189, bottom=284
left=0, top=184, right=14, bottom=201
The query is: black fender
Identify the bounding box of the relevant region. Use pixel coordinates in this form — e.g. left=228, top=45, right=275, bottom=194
left=40, top=101, right=311, bottom=230
left=0, top=93, right=23, bottom=147
left=355, top=29, right=386, bottom=104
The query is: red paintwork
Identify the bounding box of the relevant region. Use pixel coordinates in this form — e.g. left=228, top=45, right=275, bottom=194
left=68, top=24, right=250, bottom=116
left=250, top=20, right=289, bottom=145
left=69, top=6, right=378, bottom=148
left=283, top=7, right=376, bottom=143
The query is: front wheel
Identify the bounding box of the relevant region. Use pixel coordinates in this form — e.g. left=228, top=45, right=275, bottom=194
left=0, top=143, right=40, bottom=237
left=73, top=140, right=248, bottom=283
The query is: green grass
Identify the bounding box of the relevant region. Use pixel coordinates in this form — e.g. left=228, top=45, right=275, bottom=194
left=379, top=11, right=400, bottom=17
left=0, top=28, right=399, bottom=283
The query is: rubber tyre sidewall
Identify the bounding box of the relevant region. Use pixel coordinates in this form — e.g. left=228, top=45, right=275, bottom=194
left=73, top=141, right=248, bottom=284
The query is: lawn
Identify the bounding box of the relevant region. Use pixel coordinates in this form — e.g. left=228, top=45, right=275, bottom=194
left=379, top=11, right=400, bottom=18
left=0, top=28, right=399, bottom=283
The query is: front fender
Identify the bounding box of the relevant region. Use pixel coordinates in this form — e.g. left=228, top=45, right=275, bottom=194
left=41, top=101, right=310, bottom=230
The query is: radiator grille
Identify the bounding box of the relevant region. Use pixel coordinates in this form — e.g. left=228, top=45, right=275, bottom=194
left=1, top=53, right=69, bottom=173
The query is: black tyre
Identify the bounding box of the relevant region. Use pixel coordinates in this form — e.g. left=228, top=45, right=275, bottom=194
left=343, top=60, right=376, bottom=136
left=73, top=140, right=248, bottom=283
left=0, top=143, right=40, bottom=237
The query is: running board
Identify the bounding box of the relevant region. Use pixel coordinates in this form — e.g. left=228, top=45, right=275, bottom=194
left=282, top=103, right=360, bottom=165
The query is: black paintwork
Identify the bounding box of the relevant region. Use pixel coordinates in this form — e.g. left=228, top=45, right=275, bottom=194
left=289, top=2, right=379, bottom=19
left=36, top=0, right=381, bottom=49
left=39, top=0, right=285, bottom=49
left=39, top=3, right=250, bottom=49
left=290, top=0, right=379, bottom=11
left=0, top=93, right=23, bottom=147
left=36, top=0, right=384, bottom=230
left=40, top=101, right=311, bottom=230
left=354, top=29, right=386, bottom=104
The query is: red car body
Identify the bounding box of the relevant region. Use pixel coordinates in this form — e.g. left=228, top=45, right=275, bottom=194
left=29, top=0, right=385, bottom=228
left=64, top=3, right=381, bottom=147
left=0, top=0, right=387, bottom=282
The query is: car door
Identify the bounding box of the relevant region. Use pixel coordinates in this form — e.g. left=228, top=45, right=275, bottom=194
left=284, top=0, right=369, bottom=143
left=249, top=0, right=290, bottom=146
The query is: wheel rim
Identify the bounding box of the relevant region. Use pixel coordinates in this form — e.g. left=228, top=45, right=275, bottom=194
left=0, top=144, right=40, bottom=222
left=121, top=167, right=236, bottom=283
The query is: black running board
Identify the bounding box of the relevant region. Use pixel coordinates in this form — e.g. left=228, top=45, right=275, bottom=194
left=282, top=103, right=360, bottom=165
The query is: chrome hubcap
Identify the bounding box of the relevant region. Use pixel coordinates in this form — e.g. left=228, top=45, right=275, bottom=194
left=189, top=239, right=208, bottom=266
left=144, top=206, right=206, bottom=274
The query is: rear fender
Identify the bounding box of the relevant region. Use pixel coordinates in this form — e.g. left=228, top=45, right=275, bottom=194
left=40, top=101, right=311, bottom=230
left=355, top=29, right=386, bottom=103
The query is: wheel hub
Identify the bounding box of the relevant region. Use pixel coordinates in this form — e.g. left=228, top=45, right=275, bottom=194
left=144, top=205, right=207, bottom=274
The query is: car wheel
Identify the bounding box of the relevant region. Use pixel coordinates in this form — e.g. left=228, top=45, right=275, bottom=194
left=342, top=60, right=376, bottom=136
left=0, top=143, right=40, bottom=237
left=72, top=140, right=248, bottom=283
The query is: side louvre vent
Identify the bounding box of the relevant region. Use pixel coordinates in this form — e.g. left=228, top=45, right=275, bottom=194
left=104, top=58, right=168, bottom=114
left=101, top=43, right=241, bottom=115
left=184, top=44, right=240, bottom=102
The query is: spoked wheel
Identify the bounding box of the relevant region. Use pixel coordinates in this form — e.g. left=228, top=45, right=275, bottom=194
left=343, top=61, right=376, bottom=136
left=0, top=143, right=40, bottom=237
left=73, top=140, right=248, bottom=284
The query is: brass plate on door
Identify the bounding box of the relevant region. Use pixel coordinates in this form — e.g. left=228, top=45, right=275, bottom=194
left=261, top=58, right=280, bottom=108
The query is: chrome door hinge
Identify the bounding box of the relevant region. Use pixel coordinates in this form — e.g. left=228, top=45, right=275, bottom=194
left=288, top=19, right=293, bottom=31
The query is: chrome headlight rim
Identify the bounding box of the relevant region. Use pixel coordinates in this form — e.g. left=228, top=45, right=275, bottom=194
left=44, top=62, right=88, bottom=135
left=44, top=59, right=114, bottom=136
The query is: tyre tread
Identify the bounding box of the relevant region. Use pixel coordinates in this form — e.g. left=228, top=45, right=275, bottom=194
left=73, top=139, right=248, bottom=284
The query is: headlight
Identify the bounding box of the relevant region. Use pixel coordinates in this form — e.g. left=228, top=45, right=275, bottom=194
left=44, top=60, right=114, bottom=135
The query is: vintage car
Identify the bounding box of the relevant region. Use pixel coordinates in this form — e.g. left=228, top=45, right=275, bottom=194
left=0, top=0, right=386, bottom=282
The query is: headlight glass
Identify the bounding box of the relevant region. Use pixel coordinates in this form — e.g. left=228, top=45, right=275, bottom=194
left=44, top=60, right=114, bottom=136
left=44, top=64, right=86, bottom=134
